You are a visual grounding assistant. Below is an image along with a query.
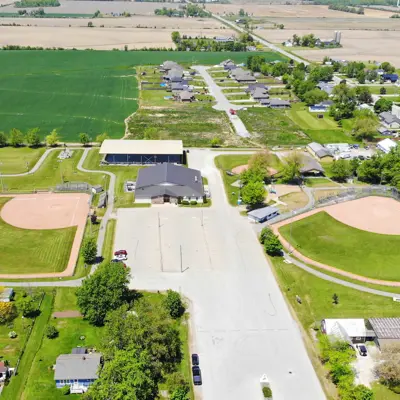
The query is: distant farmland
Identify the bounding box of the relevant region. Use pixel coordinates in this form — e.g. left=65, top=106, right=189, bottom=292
left=0, top=50, right=285, bottom=141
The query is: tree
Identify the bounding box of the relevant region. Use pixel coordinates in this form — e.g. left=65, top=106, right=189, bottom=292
left=356, top=70, right=366, bottom=84
left=303, top=89, right=329, bottom=106
left=330, top=159, right=350, bottom=182
left=76, top=262, right=129, bottom=326
left=45, top=325, right=59, bottom=339
left=0, top=302, right=17, bottom=325
left=171, top=387, right=190, bottom=400
left=374, top=98, right=393, bottom=113
left=263, top=232, right=282, bottom=256
left=240, top=167, right=265, bottom=186
left=45, top=129, right=60, bottom=147
left=281, top=152, right=303, bottom=183
left=375, top=343, right=400, bottom=387
left=332, top=293, right=339, bottom=305
left=0, top=131, right=7, bottom=147
left=171, top=31, right=181, bottom=44
left=79, top=133, right=90, bottom=146
left=26, top=127, right=41, bottom=147
left=166, top=372, right=189, bottom=396
left=164, top=290, right=185, bottom=319
left=380, top=87, right=387, bottom=95
left=96, top=133, right=109, bottom=145
left=18, top=296, right=36, bottom=317
left=355, top=86, right=372, bottom=104
left=329, top=83, right=357, bottom=120
left=210, top=137, right=222, bottom=148
left=9, top=128, right=24, bottom=147
left=82, top=236, right=97, bottom=264
left=84, top=349, right=158, bottom=400
left=248, top=151, right=271, bottom=178
left=366, top=70, right=378, bottom=82
left=87, top=21, right=93, bottom=27
left=381, top=61, right=395, bottom=73
left=241, top=181, right=265, bottom=206
left=238, top=8, right=245, bottom=16
left=352, top=110, right=379, bottom=140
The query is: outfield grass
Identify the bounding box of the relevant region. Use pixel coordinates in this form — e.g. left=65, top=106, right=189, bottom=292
left=0, top=198, right=76, bottom=274
left=279, top=211, right=400, bottom=281
left=238, top=107, right=310, bottom=145
left=0, top=147, right=45, bottom=174
left=83, top=148, right=143, bottom=208
left=2, top=149, right=107, bottom=192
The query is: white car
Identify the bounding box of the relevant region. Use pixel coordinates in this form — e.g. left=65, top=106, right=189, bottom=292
left=115, top=254, right=127, bottom=261
left=340, top=153, right=351, bottom=159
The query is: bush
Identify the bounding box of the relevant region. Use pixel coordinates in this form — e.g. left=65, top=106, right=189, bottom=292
left=190, top=200, right=197, bottom=205
left=181, top=200, right=189, bottom=205
left=0, top=303, right=17, bottom=325
left=45, top=325, right=59, bottom=339
left=60, top=385, right=70, bottom=395
left=8, top=331, right=17, bottom=338
left=262, top=386, right=272, bottom=397
left=164, top=290, right=186, bottom=319
left=260, top=228, right=282, bottom=256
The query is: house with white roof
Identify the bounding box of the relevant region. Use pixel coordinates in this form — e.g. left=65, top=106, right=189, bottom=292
left=377, top=138, right=397, bottom=154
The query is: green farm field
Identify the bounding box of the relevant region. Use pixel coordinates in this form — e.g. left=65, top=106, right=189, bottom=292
left=279, top=211, right=400, bottom=281
left=0, top=197, right=76, bottom=274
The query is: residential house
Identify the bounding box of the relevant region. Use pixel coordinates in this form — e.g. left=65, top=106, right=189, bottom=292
left=377, top=127, right=392, bottom=136
left=300, top=156, right=325, bottom=175
left=250, top=86, right=269, bottom=101
left=260, top=99, right=291, bottom=109
left=54, top=353, right=102, bottom=394
left=165, top=68, right=184, bottom=82
left=135, top=163, right=204, bottom=204
left=0, top=288, right=14, bottom=302
left=159, top=61, right=182, bottom=72
left=382, top=74, right=398, bottom=83
left=376, top=68, right=385, bottom=75
left=392, top=104, right=400, bottom=119
left=317, top=82, right=335, bottom=96
left=379, top=112, right=400, bottom=129
left=309, top=100, right=333, bottom=112
left=245, top=83, right=269, bottom=93
left=0, top=362, right=9, bottom=383
left=230, top=68, right=256, bottom=83
left=170, top=82, right=189, bottom=91
left=178, top=91, right=195, bottom=102
left=307, top=142, right=333, bottom=159
left=214, top=36, right=235, bottom=43
left=377, top=138, right=397, bottom=154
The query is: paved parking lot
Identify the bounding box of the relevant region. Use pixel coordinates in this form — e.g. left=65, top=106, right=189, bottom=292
left=114, top=149, right=324, bottom=400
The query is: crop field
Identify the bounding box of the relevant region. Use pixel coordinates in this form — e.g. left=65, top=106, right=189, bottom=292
left=0, top=197, right=76, bottom=274
left=0, top=50, right=282, bottom=142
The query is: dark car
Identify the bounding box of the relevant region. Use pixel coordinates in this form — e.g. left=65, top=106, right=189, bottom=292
left=226, top=170, right=235, bottom=176
left=191, top=353, right=199, bottom=366
left=358, top=345, right=367, bottom=356
left=192, top=366, right=202, bottom=386
left=358, top=155, right=365, bottom=160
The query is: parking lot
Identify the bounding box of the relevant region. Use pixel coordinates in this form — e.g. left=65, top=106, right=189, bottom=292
left=115, top=200, right=324, bottom=399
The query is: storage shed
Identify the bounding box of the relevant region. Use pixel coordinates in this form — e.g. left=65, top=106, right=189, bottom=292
left=369, top=318, right=400, bottom=348
left=247, top=206, right=279, bottom=223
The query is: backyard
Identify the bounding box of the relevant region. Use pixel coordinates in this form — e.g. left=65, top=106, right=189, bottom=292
left=279, top=211, right=400, bottom=281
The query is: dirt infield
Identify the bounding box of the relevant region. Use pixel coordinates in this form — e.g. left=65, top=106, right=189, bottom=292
left=272, top=196, right=400, bottom=286
left=231, top=164, right=278, bottom=175
left=0, top=193, right=89, bottom=279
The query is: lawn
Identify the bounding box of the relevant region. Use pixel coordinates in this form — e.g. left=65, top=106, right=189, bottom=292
left=82, top=148, right=143, bottom=208
left=2, top=149, right=107, bottom=192
left=0, top=198, right=76, bottom=274
left=304, top=177, right=339, bottom=187
left=0, top=147, right=46, bottom=174
left=288, top=103, right=339, bottom=131
left=102, top=219, right=116, bottom=262
left=366, top=86, right=400, bottom=95
left=279, top=211, right=400, bottom=281
left=53, top=288, right=78, bottom=313
left=372, top=383, right=400, bottom=400
left=238, top=107, right=310, bottom=145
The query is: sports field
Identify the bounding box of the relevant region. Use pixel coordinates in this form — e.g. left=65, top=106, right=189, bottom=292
left=279, top=211, right=400, bottom=281
left=0, top=197, right=76, bottom=274
left=0, top=50, right=284, bottom=141
left=0, top=146, right=45, bottom=174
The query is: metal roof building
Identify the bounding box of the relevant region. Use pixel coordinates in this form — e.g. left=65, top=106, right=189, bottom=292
left=369, top=318, right=400, bottom=348
left=307, top=142, right=333, bottom=159
left=247, top=206, right=279, bottom=223
left=99, top=140, right=183, bottom=165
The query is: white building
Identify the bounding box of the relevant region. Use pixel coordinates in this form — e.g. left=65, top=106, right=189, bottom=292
left=321, top=319, right=367, bottom=343
left=377, top=138, right=397, bottom=154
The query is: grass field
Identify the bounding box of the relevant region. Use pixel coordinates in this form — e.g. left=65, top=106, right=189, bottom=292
left=279, top=211, right=400, bottom=281
left=0, top=147, right=45, bottom=174
left=288, top=103, right=339, bottom=130
left=366, top=86, right=400, bottom=95
left=2, top=149, right=107, bottom=192
left=238, top=107, right=310, bottom=145
left=0, top=50, right=283, bottom=142
left=0, top=197, right=76, bottom=274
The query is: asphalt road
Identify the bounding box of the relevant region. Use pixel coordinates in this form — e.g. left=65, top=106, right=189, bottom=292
left=193, top=66, right=250, bottom=138
left=114, top=149, right=325, bottom=400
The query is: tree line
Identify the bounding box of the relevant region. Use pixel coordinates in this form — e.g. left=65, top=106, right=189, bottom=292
left=15, top=0, right=59, bottom=7
left=73, top=263, right=190, bottom=400
left=328, top=4, right=364, bottom=14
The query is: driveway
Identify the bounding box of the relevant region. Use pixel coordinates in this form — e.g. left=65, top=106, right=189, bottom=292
left=114, top=149, right=324, bottom=400
left=193, top=66, right=250, bottom=138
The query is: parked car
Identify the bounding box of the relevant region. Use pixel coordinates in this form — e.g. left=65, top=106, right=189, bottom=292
left=115, top=254, right=127, bottom=261
left=114, top=250, right=127, bottom=256
left=353, top=144, right=360, bottom=149
left=191, top=354, right=199, bottom=366
left=358, top=155, right=365, bottom=160
left=226, top=170, right=235, bottom=176
left=229, top=108, right=236, bottom=115
left=192, top=366, right=202, bottom=385
left=358, top=345, right=368, bottom=356
left=340, top=153, right=351, bottom=159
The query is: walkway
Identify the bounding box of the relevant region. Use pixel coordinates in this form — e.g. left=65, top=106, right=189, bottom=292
left=192, top=65, right=250, bottom=138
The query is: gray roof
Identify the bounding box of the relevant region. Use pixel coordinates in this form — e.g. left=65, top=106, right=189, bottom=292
left=171, top=82, right=187, bottom=91
left=160, top=61, right=183, bottom=71
left=71, top=347, right=87, bottom=355
left=179, top=91, right=194, bottom=101
left=0, top=288, right=14, bottom=301
left=251, top=87, right=269, bottom=100
left=307, top=142, right=332, bottom=158
left=317, top=82, right=334, bottom=95
left=378, top=127, right=390, bottom=134
left=300, top=157, right=324, bottom=173
left=245, top=83, right=269, bottom=93
left=135, top=164, right=204, bottom=199
left=54, top=353, right=101, bottom=381
left=262, top=99, right=291, bottom=107
left=248, top=206, right=279, bottom=219
left=380, top=112, right=400, bottom=125
left=369, top=318, right=400, bottom=339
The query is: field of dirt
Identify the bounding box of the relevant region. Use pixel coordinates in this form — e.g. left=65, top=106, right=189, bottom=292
left=0, top=25, right=236, bottom=49
left=0, top=15, right=228, bottom=29
left=207, top=4, right=389, bottom=18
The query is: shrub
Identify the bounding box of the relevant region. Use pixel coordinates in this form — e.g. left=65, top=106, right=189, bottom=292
left=190, top=200, right=197, bottom=206
left=164, top=290, right=186, bottom=319
left=8, top=331, right=17, bottom=338
left=181, top=200, right=189, bottom=205
left=260, top=229, right=283, bottom=256
left=60, top=385, right=70, bottom=395
left=0, top=303, right=17, bottom=325
left=45, top=325, right=59, bottom=339
left=262, top=386, right=272, bottom=397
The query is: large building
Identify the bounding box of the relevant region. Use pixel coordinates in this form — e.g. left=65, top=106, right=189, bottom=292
left=99, top=140, right=183, bottom=165
left=135, top=163, right=204, bottom=204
